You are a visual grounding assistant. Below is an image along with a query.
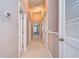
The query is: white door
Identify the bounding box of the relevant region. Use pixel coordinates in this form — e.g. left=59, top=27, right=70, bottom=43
left=59, top=0, right=79, bottom=58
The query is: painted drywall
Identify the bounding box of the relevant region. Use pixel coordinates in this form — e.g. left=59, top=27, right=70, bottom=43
left=0, top=0, right=18, bottom=57
left=26, top=15, right=30, bottom=45
left=48, top=34, right=59, bottom=57
left=48, top=0, right=58, bottom=32
left=48, top=0, right=59, bottom=58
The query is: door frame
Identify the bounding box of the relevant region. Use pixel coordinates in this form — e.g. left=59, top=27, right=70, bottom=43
left=44, top=15, right=48, bottom=48
left=23, top=13, right=27, bottom=52
left=18, top=1, right=27, bottom=57
left=18, top=2, right=21, bottom=57
left=58, top=0, right=65, bottom=58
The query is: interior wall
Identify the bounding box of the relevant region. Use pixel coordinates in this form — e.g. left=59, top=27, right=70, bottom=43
left=48, top=0, right=58, bottom=32
left=48, top=0, right=59, bottom=58
left=39, top=23, right=42, bottom=40
left=0, top=0, right=18, bottom=57
left=26, top=15, right=30, bottom=45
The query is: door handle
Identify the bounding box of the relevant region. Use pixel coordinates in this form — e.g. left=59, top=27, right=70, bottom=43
left=59, top=38, right=64, bottom=41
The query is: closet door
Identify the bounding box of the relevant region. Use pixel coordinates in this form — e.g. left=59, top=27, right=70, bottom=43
left=60, top=0, right=79, bottom=58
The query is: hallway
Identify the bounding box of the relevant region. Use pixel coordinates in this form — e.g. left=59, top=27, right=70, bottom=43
left=0, top=0, right=79, bottom=58
left=22, top=39, right=51, bottom=58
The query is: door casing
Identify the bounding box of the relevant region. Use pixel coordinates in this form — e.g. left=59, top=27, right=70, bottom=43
left=58, top=0, right=65, bottom=57
left=18, top=2, right=27, bottom=57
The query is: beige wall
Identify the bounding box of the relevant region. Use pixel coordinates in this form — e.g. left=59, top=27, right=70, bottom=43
left=48, top=0, right=58, bottom=32
left=48, top=34, right=59, bottom=57
left=26, top=15, right=30, bottom=45
left=0, top=0, right=18, bottom=57
left=48, top=0, right=59, bottom=58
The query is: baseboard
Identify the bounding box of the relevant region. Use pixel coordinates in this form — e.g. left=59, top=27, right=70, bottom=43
left=47, top=49, right=53, bottom=58
left=45, top=43, right=48, bottom=48
left=45, top=44, right=53, bottom=58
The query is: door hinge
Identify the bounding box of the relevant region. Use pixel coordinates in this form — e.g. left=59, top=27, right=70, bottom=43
left=22, top=45, right=24, bottom=48
left=59, top=38, right=64, bottom=41
left=22, top=31, right=24, bottom=34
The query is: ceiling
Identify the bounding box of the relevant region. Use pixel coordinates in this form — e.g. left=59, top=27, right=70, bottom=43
left=28, top=0, right=45, bottom=8
left=21, top=0, right=47, bottom=23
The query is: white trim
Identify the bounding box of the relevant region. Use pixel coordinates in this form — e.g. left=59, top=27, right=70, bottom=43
left=48, top=31, right=59, bottom=36
left=23, top=14, right=27, bottom=51
left=45, top=44, right=53, bottom=58
left=58, top=0, right=65, bottom=58
left=47, top=48, right=53, bottom=58
left=44, top=41, right=53, bottom=58
left=58, top=0, right=63, bottom=39
left=20, top=13, right=23, bottom=57
left=62, top=0, right=65, bottom=57
left=18, top=1, right=27, bottom=57
left=63, top=0, right=66, bottom=38
left=18, top=1, right=21, bottom=58
left=58, top=0, right=63, bottom=58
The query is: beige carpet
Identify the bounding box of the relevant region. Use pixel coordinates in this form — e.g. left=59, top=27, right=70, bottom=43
left=22, top=39, right=51, bottom=58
